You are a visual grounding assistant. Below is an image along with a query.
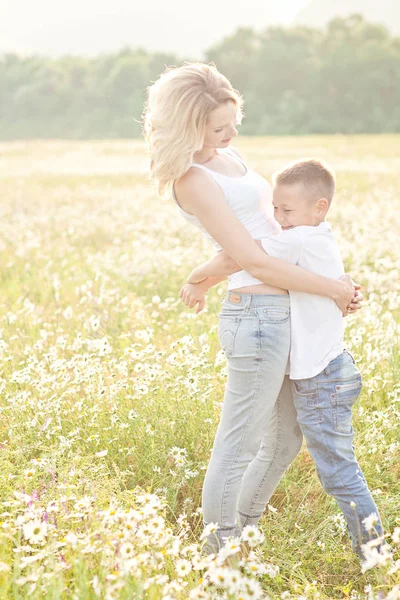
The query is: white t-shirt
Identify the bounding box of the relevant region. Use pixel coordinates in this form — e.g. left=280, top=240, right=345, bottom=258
left=260, top=221, right=345, bottom=380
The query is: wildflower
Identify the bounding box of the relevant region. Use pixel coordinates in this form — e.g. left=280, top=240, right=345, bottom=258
left=361, top=537, right=391, bottom=573
left=189, top=588, right=209, bottom=599
left=175, top=558, right=192, bottom=577
left=0, top=561, right=11, bottom=572
left=62, top=306, right=73, bottom=319
left=184, top=468, right=199, bottom=479
left=15, top=573, right=39, bottom=586
left=222, top=537, right=241, bottom=556
left=65, top=531, right=78, bottom=548
left=388, top=560, right=400, bottom=575
left=91, top=576, right=101, bottom=597
left=23, top=520, right=48, bottom=544
left=148, top=515, right=165, bottom=531
left=95, top=449, right=108, bottom=457
left=200, top=522, right=219, bottom=541
left=119, top=542, right=134, bottom=559
left=392, top=527, right=400, bottom=544
left=241, top=525, right=265, bottom=548
left=145, top=423, right=155, bottom=435
left=242, top=578, right=264, bottom=599
left=208, top=567, right=230, bottom=588
left=23, top=468, right=36, bottom=479
left=363, top=513, right=379, bottom=532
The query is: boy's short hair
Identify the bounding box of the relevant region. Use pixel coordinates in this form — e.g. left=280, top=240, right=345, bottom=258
left=272, top=159, right=336, bottom=205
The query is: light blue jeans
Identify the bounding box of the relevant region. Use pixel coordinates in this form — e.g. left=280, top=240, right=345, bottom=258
left=292, top=350, right=383, bottom=557
left=202, top=292, right=303, bottom=553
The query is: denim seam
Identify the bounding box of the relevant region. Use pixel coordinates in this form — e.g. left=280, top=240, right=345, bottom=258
left=220, top=318, right=262, bottom=527
left=228, top=317, right=242, bottom=358
left=237, top=510, right=263, bottom=519
left=248, top=387, right=283, bottom=511
left=314, top=378, right=363, bottom=546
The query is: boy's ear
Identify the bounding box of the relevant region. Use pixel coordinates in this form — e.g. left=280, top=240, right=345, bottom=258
left=316, top=197, right=329, bottom=213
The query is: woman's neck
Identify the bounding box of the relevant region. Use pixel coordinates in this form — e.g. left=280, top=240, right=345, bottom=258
left=193, top=147, right=219, bottom=165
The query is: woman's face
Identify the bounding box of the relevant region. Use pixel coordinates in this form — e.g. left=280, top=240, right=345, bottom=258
left=203, top=101, right=240, bottom=149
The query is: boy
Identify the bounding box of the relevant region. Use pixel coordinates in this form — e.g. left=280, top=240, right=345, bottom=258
left=181, top=159, right=383, bottom=557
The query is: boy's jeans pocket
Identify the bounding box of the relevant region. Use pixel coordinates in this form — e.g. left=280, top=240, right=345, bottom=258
left=330, top=376, right=362, bottom=434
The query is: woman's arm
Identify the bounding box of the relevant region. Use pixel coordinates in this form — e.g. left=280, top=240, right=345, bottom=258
left=174, top=170, right=354, bottom=311
left=184, top=247, right=363, bottom=316
left=187, top=251, right=241, bottom=282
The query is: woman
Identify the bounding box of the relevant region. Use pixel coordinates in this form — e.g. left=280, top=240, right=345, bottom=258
left=142, top=62, right=361, bottom=554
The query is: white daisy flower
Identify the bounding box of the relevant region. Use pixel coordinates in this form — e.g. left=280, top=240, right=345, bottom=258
left=175, top=558, right=192, bottom=577
left=242, top=578, right=264, bottom=598
left=189, top=588, right=209, bottom=599
left=23, top=520, right=48, bottom=544
left=363, top=513, right=379, bottom=532
left=65, top=531, right=78, bottom=548
left=241, top=525, right=265, bottom=547
left=208, top=566, right=230, bottom=588
left=119, top=542, right=135, bottom=560
left=392, top=527, right=400, bottom=544
left=200, top=522, right=219, bottom=541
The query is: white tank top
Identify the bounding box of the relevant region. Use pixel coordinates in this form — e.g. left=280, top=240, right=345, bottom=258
left=172, top=147, right=280, bottom=290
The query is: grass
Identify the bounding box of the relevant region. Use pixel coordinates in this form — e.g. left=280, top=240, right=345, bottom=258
left=0, top=136, right=399, bottom=599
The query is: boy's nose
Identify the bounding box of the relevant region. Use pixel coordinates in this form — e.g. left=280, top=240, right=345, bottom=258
left=277, top=216, right=286, bottom=226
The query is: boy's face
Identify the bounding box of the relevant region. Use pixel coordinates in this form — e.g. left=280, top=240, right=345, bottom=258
left=272, top=182, right=328, bottom=230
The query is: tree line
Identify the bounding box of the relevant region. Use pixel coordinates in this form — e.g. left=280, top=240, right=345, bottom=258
left=1, top=14, right=399, bottom=139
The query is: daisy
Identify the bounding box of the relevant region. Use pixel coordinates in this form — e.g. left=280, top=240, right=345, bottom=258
left=119, top=542, right=134, bottom=559
left=363, top=513, right=380, bottom=532
left=175, top=558, right=192, bottom=578
left=200, top=522, right=219, bottom=541
left=23, top=520, right=47, bottom=544
left=241, top=525, right=265, bottom=547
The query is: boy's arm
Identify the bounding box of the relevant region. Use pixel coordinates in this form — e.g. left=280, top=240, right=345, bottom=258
left=193, top=275, right=228, bottom=292
left=179, top=276, right=227, bottom=314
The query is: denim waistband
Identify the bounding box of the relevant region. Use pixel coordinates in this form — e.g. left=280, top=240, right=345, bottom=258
left=221, top=291, right=290, bottom=309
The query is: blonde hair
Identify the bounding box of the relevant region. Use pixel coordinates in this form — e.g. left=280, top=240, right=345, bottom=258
left=272, top=159, right=336, bottom=205
left=142, top=62, right=244, bottom=197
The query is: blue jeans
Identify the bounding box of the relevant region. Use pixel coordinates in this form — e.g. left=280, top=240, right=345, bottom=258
left=201, top=292, right=303, bottom=553
left=292, top=350, right=383, bottom=557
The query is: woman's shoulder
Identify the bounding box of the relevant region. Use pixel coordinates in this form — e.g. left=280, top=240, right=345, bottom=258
left=174, top=166, right=220, bottom=212
left=175, top=165, right=209, bottom=191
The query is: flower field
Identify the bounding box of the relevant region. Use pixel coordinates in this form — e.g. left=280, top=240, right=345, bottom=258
left=0, top=136, right=399, bottom=599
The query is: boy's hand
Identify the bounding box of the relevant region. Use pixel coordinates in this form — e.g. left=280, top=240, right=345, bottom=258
left=340, top=274, right=363, bottom=316
left=179, top=283, right=206, bottom=314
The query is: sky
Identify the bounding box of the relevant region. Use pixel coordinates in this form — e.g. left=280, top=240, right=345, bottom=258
left=0, top=0, right=309, bottom=57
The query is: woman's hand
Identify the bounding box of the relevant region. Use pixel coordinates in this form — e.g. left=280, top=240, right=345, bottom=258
left=179, top=283, right=206, bottom=314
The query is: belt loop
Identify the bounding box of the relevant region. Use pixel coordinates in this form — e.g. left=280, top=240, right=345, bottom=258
left=243, top=294, right=252, bottom=314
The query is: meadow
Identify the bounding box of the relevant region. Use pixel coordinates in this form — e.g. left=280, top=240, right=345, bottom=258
left=0, top=136, right=399, bottom=599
